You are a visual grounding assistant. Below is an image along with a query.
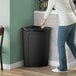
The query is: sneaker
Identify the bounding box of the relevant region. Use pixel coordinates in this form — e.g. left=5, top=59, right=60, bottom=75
left=52, top=68, right=68, bottom=73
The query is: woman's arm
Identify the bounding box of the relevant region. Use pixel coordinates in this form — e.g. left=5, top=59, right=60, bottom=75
left=69, top=0, right=76, bottom=16
left=39, top=0, right=55, bottom=27
left=44, top=0, right=55, bottom=19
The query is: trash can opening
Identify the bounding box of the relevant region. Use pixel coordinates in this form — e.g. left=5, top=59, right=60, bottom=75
left=22, top=26, right=51, bottom=32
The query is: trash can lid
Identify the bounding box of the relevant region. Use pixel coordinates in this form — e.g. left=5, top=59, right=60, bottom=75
left=22, top=26, right=51, bottom=32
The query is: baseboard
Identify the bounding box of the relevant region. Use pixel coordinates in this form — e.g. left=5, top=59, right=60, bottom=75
left=49, top=60, right=59, bottom=67
left=49, top=60, right=76, bottom=69
left=0, top=64, right=10, bottom=69
left=68, top=61, right=76, bottom=68
left=10, top=61, right=24, bottom=69
left=1, top=60, right=76, bottom=69
left=0, top=61, right=24, bottom=70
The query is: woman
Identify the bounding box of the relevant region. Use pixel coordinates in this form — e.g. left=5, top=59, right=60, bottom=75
left=39, top=0, right=76, bottom=72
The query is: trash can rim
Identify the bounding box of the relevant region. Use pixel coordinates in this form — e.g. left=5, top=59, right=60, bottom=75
left=22, top=26, right=51, bottom=32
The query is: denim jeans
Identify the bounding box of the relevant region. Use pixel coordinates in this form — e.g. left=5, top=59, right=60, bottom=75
left=57, top=23, right=76, bottom=71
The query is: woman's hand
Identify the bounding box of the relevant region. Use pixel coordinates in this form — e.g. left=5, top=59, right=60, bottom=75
left=39, top=19, right=47, bottom=28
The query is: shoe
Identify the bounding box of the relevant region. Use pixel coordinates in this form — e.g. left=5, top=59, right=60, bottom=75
left=52, top=68, right=68, bottom=73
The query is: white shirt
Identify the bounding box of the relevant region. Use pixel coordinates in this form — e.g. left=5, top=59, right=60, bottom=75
left=44, top=0, right=76, bottom=26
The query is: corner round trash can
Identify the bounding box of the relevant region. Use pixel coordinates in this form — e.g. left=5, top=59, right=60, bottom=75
left=22, top=26, right=51, bottom=67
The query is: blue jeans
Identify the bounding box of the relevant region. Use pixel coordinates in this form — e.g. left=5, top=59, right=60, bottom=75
left=57, top=23, right=76, bottom=71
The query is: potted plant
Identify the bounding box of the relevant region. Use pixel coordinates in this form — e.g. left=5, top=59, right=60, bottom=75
left=38, top=0, right=55, bottom=11
left=39, top=0, right=48, bottom=11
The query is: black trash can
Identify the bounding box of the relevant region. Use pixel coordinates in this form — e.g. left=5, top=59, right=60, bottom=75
left=22, top=26, right=51, bottom=67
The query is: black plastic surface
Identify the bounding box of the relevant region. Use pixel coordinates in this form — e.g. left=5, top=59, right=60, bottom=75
left=22, top=26, right=51, bottom=67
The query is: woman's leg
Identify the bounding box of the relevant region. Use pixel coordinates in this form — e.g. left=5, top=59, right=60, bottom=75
left=66, top=24, right=76, bottom=59
left=57, top=26, right=68, bottom=71
left=52, top=24, right=75, bottom=72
